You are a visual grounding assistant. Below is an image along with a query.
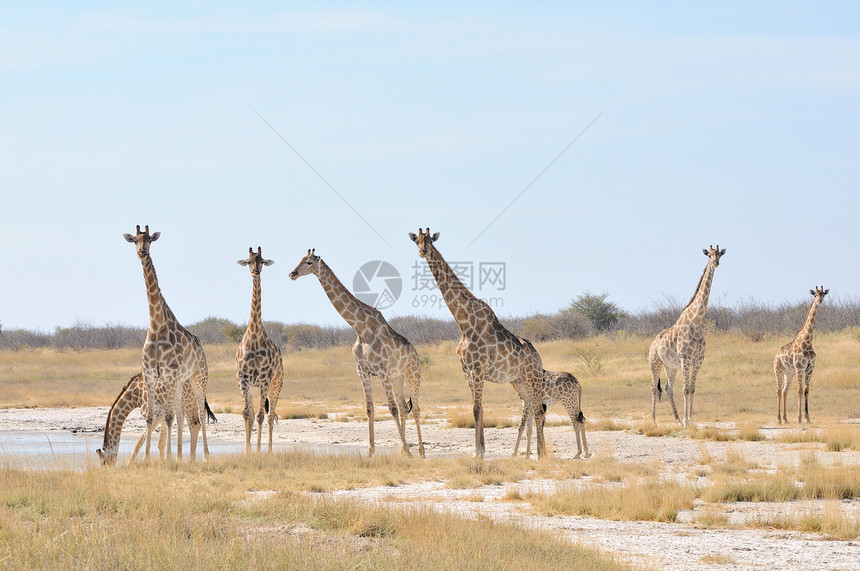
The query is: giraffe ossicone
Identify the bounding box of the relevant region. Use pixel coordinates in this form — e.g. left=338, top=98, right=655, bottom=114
left=648, top=245, right=725, bottom=427
left=290, top=248, right=424, bottom=458
left=774, top=285, right=828, bottom=424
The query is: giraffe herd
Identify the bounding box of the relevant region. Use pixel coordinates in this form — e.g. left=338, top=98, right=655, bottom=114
left=98, top=225, right=828, bottom=466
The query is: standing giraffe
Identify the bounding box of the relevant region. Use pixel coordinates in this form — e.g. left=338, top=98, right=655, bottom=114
left=512, top=370, right=590, bottom=460
left=649, top=245, right=726, bottom=427
left=410, top=228, right=547, bottom=458
left=124, top=225, right=210, bottom=461
left=774, top=286, right=828, bottom=424
left=289, top=249, right=424, bottom=458
left=236, top=247, right=284, bottom=453
left=97, top=374, right=216, bottom=466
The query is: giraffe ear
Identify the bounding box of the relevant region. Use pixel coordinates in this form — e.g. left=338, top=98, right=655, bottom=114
left=810, top=289, right=815, bottom=296
left=431, top=232, right=440, bottom=242
left=409, top=233, right=418, bottom=243
left=824, top=289, right=829, bottom=295
left=237, top=259, right=250, bottom=266
left=123, top=233, right=135, bottom=243
left=150, top=232, right=161, bottom=242
left=702, top=248, right=709, bottom=256
left=262, top=259, right=274, bottom=266
left=719, top=248, right=726, bottom=256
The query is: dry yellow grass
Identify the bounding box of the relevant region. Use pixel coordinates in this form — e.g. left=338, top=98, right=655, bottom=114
left=2, top=331, right=858, bottom=427
left=0, top=454, right=626, bottom=570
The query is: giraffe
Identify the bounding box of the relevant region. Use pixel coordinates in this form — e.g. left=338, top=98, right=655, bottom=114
left=124, top=225, right=210, bottom=461
left=97, top=373, right=216, bottom=466
left=236, top=246, right=284, bottom=453
left=774, top=286, right=828, bottom=424
left=649, top=245, right=726, bottom=427
left=410, top=228, right=547, bottom=459
left=289, top=249, right=424, bottom=458
left=512, top=370, right=590, bottom=460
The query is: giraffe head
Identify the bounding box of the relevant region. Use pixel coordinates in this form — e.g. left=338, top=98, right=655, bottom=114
left=96, top=446, right=118, bottom=467
left=123, top=225, right=161, bottom=258
left=702, top=245, right=726, bottom=267
left=237, top=246, right=274, bottom=277
left=409, top=228, right=440, bottom=258
left=810, top=285, right=829, bottom=302
left=289, top=249, right=320, bottom=280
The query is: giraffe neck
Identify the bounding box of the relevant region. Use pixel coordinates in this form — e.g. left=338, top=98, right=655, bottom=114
left=101, top=376, right=144, bottom=457
left=315, top=259, right=376, bottom=335
left=246, top=273, right=264, bottom=338
left=425, top=244, right=482, bottom=332
left=678, top=261, right=716, bottom=329
left=797, top=298, right=822, bottom=344
left=140, top=254, right=176, bottom=333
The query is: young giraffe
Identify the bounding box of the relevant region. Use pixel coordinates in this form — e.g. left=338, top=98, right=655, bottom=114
left=512, top=370, right=590, bottom=460
left=236, top=247, right=284, bottom=453
left=97, top=374, right=216, bottom=466
left=410, top=228, right=547, bottom=459
left=124, top=225, right=210, bottom=461
left=290, top=249, right=424, bottom=458
left=649, top=245, right=726, bottom=427
left=774, top=286, right=828, bottom=424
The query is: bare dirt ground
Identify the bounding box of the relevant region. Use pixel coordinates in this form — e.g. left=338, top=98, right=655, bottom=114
left=1, top=406, right=858, bottom=570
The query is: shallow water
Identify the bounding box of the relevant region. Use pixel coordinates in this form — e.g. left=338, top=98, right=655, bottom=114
left=0, top=430, right=367, bottom=470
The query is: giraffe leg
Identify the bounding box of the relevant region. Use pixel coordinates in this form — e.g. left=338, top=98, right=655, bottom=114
left=774, top=360, right=784, bottom=424
left=525, top=406, right=534, bottom=459
left=157, top=422, right=168, bottom=460
left=266, top=369, right=283, bottom=454
left=796, top=369, right=805, bottom=424
left=804, top=362, right=814, bottom=423
left=468, top=373, right=486, bottom=458
left=382, top=372, right=411, bottom=457
left=405, top=361, right=424, bottom=459
left=256, top=385, right=267, bottom=454
left=680, top=362, right=693, bottom=428
left=649, top=354, right=664, bottom=422
left=142, top=375, right=157, bottom=460
left=175, top=405, right=184, bottom=460
left=664, top=367, right=681, bottom=424
left=578, top=421, right=590, bottom=459
left=357, top=370, right=376, bottom=457
left=533, top=398, right=547, bottom=459
left=239, top=376, right=254, bottom=454
left=686, top=362, right=702, bottom=428
left=512, top=402, right=528, bottom=458
left=130, top=432, right=146, bottom=464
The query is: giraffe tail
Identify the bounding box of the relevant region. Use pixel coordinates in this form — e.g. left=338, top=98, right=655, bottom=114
left=405, top=397, right=413, bottom=414
left=577, top=411, right=586, bottom=424
left=264, top=397, right=270, bottom=414
left=204, top=399, right=217, bottom=424
left=656, top=378, right=663, bottom=402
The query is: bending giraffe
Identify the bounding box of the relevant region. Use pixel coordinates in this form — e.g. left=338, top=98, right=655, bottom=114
left=649, top=245, right=725, bottom=427
left=236, top=247, right=284, bottom=453
left=124, top=225, right=210, bottom=461
left=774, top=286, right=828, bottom=424
left=97, top=373, right=216, bottom=466
left=512, top=370, right=590, bottom=460
left=410, top=228, right=547, bottom=458
left=290, top=249, right=424, bottom=458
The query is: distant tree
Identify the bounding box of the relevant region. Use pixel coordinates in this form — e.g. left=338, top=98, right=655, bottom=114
left=568, top=291, right=625, bottom=332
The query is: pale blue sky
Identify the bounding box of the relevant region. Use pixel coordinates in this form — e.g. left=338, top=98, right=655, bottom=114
left=2, top=2, right=858, bottom=330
